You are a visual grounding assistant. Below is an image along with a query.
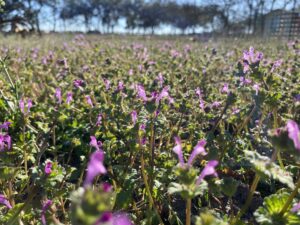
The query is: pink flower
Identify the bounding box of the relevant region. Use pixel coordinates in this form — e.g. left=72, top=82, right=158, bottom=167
left=0, top=194, right=12, bottom=209
left=44, top=162, right=52, bottom=175
left=104, top=79, right=111, bottom=90
left=221, top=83, right=229, bottom=94
left=66, top=92, right=73, bottom=104
left=196, top=160, right=219, bottom=185
left=0, top=122, right=11, bottom=131
left=0, top=134, right=11, bottom=151
left=286, top=120, right=300, bottom=151
left=85, top=95, right=94, bottom=108
left=137, top=85, right=148, bottom=101
left=19, top=99, right=33, bottom=114
left=131, top=110, right=138, bottom=125
left=55, top=88, right=62, bottom=104
left=41, top=199, right=52, bottom=225
left=90, top=136, right=102, bottom=151
left=94, top=213, right=133, bottom=225
left=291, top=202, right=300, bottom=213
left=172, top=137, right=185, bottom=166
left=73, top=79, right=84, bottom=89
left=253, top=84, right=260, bottom=95
left=84, top=150, right=107, bottom=186
left=187, top=140, right=207, bottom=166
left=96, top=114, right=102, bottom=126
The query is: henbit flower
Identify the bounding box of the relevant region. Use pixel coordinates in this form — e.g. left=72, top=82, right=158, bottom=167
left=84, top=150, right=107, bottom=186
left=104, top=79, right=111, bottom=90
left=221, top=83, right=229, bottom=94
left=96, top=114, right=102, bottom=126
left=19, top=99, right=25, bottom=113
left=94, top=213, right=133, bottom=225
left=131, top=110, right=138, bottom=125
left=172, top=137, right=185, bottom=166
left=286, top=120, right=300, bottom=151
left=156, top=86, right=173, bottom=104
left=0, top=134, right=11, bottom=151
left=199, top=99, right=205, bottom=110
left=90, top=136, right=102, bottom=151
left=137, top=85, right=148, bottom=101
left=85, top=95, right=94, bottom=108
left=66, top=92, right=73, bottom=104
left=139, top=124, right=146, bottom=131
left=44, top=162, right=52, bottom=175
left=55, top=88, right=62, bottom=104
left=128, top=69, right=133, bottom=76
left=211, top=101, right=222, bottom=108
left=196, top=160, right=219, bottom=185
left=240, top=77, right=252, bottom=86
left=102, top=182, right=113, bottom=192
left=0, top=122, right=11, bottom=131
left=156, top=73, right=164, bottom=86
left=117, top=81, right=124, bottom=92
left=295, top=94, right=300, bottom=102
left=0, top=194, right=12, bottom=209
left=41, top=199, right=52, bottom=225
left=187, top=140, right=208, bottom=166
left=271, top=59, right=283, bottom=72
left=195, top=88, right=202, bottom=98
left=19, top=99, right=33, bottom=114
left=291, top=202, right=300, bottom=213
left=253, top=83, right=260, bottom=95
left=73, top=79, right=84, bottom=88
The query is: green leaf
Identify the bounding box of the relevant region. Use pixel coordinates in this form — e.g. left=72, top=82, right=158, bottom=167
left=254, top=190, right=300, bottom=225
left=244, top=150, right=295, bottom=189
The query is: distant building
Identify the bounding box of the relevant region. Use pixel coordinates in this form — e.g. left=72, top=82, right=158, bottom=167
left=264, top=10, right=300, bottom=38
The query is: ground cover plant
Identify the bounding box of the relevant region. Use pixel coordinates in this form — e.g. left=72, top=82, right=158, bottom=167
left=0, top=35, right=299, bottom=225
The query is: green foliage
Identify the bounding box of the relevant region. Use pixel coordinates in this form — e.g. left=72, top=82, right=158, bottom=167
left=254, top=190, right=300, bottom=225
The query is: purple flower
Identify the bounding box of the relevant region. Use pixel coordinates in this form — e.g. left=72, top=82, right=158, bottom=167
left=55, top=88, right=62, bottom=104
left=66, top=92, right=73, bottom=104
left=187, top=140, right=207, bottom=166
left=84, top=150, right=107, bottom=186
left=102, top=182, right=113, bottom=192
left=199, top=99, right=205, bottom=110
left=131, top=110, right=138, bottom=125
left=139, top=124, right=146, bottom=131
left=195, top=88, right=202, bottom=98
left=240, top=77, right=252, bottom=86
left=211, top=101, right=222, bottom=108
left=291, top=202, right=300, bottom=213
left=104, top=79, right=111, bottom=90
left=0, top=122, right=11, bottom=131
left=128, top=69, right=133, bottom=76
left=44, top=162, right=52, bottom=175
left=0, top=194, right=12, bottom=209
left=196, top=160, right=219, bottom=185
left=112, top=214, right=133, bottom=225
left=0, top=134, right=11, bottom=151
left=253, top=83, right=260, bottom=95
left=295, top=94, right=300, bottom=102
left=156, top=73, right=164, bottom=86
left=117, top=81, right=124, bottom=92
left=85, top=95, right=94, bottom=108
left=19, top=99, right=33, bottom=114
left=137, top=85, right=148, bottom=101
left=96, top=114, right=102, bottom=126
left=172, top=137, right=185, bottom=166
left=286, top=120, right=300, bottom=151
left=156, top=86, right=173, bottom=104
left=94, top=213, right=133, bottom=225
left=73, top=79, right=84, bottom=89
left=271, top=59, right=283, bottom=72
left=221, top=83, right=229, bottom=94
left=41, top=200, right=52, bottom=225
left=90, top=136, right=102, bottom=151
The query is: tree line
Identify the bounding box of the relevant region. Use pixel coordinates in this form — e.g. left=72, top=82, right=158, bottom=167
left=0, top=0, right=299, bottom=35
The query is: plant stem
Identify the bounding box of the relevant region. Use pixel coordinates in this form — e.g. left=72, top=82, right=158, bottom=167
left=150, top=114, right=155, bottom=193
left=186, top=198, right=192, bottom=225
left=280, top=176, right=300, bottom=216
left=139, top=136, right=164, bottom=225
left=231, top=174, right=260, bottom=225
